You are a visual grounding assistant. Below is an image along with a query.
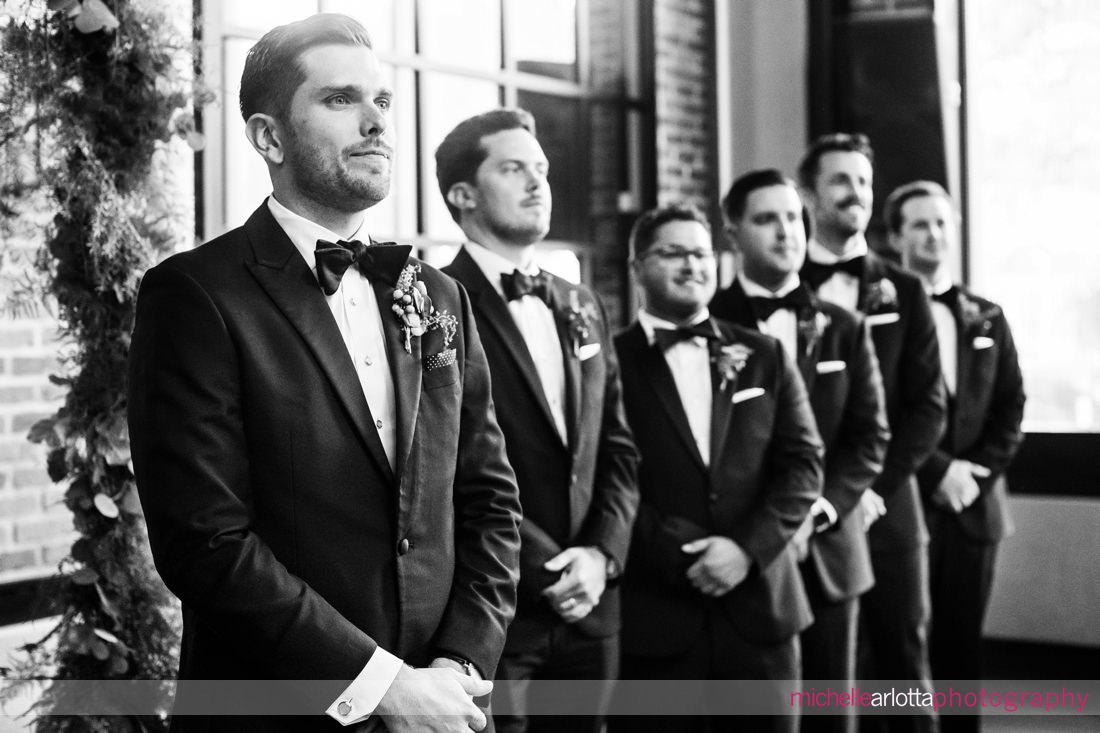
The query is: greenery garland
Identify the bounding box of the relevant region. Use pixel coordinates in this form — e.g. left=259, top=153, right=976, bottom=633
left=0, top=1, right=204, bottom=729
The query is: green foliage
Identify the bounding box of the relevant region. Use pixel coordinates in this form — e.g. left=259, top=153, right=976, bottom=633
left=0, top=1, right=205, bottom=730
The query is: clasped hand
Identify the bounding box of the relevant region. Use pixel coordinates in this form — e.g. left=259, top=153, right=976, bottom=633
left=681, top=536, right=751, bottom=597
left=374, top=661, right=492, bottom=732
left=541, top=546, right=609, bottom=623
left=933, top=459, right=991, bottom=513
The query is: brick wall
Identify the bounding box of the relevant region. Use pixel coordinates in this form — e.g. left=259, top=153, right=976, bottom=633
left=654, top=0, right=717, bottom=211
left=0, top=196, right=73, bottom=585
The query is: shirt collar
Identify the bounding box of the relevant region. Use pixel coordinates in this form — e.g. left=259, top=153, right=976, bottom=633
left=737, top=272, right=801, bottom=299
left=266, top=195, right=368, bottom=273
left=807, top=235, right=868, bottom=265
left=638, top=307, right=711, bottom=347
left=463, top=241, right=538, bottom=299
left=926, top=271, right=954, bottom=297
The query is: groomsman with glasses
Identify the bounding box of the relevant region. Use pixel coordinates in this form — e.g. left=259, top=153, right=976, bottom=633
left=886, top=180, right=1025, bottom=733
left=798, top=133, right=947, bottom=733
left=711, top=169, right=891, bottom=733
left=611, top=203, right=823, bottom=733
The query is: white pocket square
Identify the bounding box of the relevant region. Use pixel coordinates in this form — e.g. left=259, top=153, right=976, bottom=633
left=972, top=336, right=995, bottom=350
left=732, top=387, right=766, bottom=404
left=866, top=312, right=901, bottom=327
left=577, top=342, right=602, bottom=361
left=816, top=360, right=847, bottom=374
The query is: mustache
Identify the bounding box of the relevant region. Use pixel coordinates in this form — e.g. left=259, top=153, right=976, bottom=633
left=838, top=196, right=863, bottom=208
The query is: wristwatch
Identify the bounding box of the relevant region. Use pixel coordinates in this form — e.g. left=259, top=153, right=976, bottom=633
left=440, top=653, right=474, bottom=677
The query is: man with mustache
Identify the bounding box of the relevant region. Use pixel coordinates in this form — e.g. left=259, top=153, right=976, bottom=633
left=440, top=108, right=640, bottom=733
left=128, top=14, right=521, bottom=733
left=799, top=134, right=947, bottom=733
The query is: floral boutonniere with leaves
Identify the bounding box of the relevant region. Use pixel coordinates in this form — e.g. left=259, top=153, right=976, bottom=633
left=565, top=290, right=600, bottom=357
left=390, top=263, right=457, bottom=353
left=865, top=277, right=898, bottom=314
left=710, top=341, right=754, bottom=391
left=797, top=308, right=831, bottom=358
left=957, top=292, right=999, bottom=335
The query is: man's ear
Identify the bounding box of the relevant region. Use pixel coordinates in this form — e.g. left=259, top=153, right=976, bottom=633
left=723, top=223, right=743, bottom=256
left=446, top=182, right=477, bottom=214
left=244, top=114, right=284, bottom=165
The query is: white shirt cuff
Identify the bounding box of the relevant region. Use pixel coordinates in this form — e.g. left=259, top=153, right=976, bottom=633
left=325, top=647, right=404, bottom=726
left=812, top=496, right=839, bottom=532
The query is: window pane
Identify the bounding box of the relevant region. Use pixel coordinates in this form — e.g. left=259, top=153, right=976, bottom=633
left=508, top=0, right=578, bottom=81
left=224, top=37, right=273, bottom=229
left=419, top=74, right=501, bottom=240
left=223, top=0, right=318, bottom=29
left=418, top=0, right=501, bottom=71
left=966, top=0, right=1100, bottom=432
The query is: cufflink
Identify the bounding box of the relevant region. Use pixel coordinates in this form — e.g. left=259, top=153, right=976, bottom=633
left=337, top=699, right=353, bottom=717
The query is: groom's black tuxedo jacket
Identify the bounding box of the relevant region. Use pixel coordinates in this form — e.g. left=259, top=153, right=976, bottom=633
left=443, top=247, right=639, bottom=648
left=128, top=204, right=521, bottom=727
left=710, top=282, right=890, bottom=602
left=614, top=319, right=823, bottom=656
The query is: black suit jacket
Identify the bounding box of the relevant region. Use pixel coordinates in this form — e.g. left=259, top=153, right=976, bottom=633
left=805, top=251, right=948, bottom=553
left=918, top=285, right=1025, bottom=542
left=443, top=247, right=639, bottom=647
left=128, top=205, right=521, bottom=725
left=710, top=281, right=890, bottom=601
left=614, top=319, right=823, bottom=656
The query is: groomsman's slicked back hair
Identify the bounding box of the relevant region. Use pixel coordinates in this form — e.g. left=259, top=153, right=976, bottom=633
left=882, top=180, right=953, bottom=234
left=629, top=204, right=711, bottom=259
left=240, top=13, right=373, bottom=123
left=435, top=108, right=538, bottom=223
left=722, top=169, right=798, bottom=223
left=797, top=132, right=876, bottom=190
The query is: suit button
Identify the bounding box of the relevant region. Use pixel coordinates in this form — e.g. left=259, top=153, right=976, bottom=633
left=709, top=492, right=719, bottom=502
left=398, top=538, right=410, bottom=555
left=571, top=473, right=578, bottom=485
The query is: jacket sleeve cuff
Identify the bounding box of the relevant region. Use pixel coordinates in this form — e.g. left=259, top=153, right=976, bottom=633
left=325, top=647, right=404, bottom=726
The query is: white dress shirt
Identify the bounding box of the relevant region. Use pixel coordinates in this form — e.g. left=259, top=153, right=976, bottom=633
left=738, top=273, right=802, bottom=361
left=807, top=236, right=869, bottom=313
left=266, top=196, right=404, bottom=726
left=464, top=243, right=569, bottom=445
left=638, top=308, right=714, bottom=466
left=927, top=275, right=958, bottom=396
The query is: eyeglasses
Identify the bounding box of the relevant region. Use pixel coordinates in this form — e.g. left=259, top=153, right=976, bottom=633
left=638, top=245, right=716, bottom=262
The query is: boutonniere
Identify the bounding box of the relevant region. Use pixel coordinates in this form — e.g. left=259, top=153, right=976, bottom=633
left=390, top=263, right=457, bottom=353
left=958, top=292, right=998, bottom=334
left=710, top=342, right=753, bottom=391
left=797, top=309, right=831, bottom=357
left=565, top=290, right=600, bottom=357
left=865, top=278, right=898, bottom=313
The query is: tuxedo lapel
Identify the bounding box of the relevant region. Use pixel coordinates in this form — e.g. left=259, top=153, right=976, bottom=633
left=242, top=207, right=395, bottom=482
left=624, top=325, right=707, bottom=470
left=950, top=293, right=971, bottom=446
left=708, top=326, right=737, bottom=479
left=447, top=249, right=561, bottom=437
left=373, top=279, right=421, bottom=479
left=858, top=251, right=888, bottom=311
left=795, top=303, right=821, bottom=393
left=548, top=281, right=582, bottom=451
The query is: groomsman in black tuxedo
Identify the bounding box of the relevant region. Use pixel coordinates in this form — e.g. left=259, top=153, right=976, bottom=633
left=798, top=134, right=947, bottom=733
left=711, top=169, right=891, bottom=733
left=438, top=108, right=640, bottom=733
left=886, top=181, right=1025, bottom=733
left=611, top=203, right=823, bottom=733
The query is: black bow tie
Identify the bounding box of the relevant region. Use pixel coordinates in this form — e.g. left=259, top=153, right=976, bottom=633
left=652, top=320, right=720, bottom=350
left=802, top=257, right=865, bottom=290
left=750, top=287, right=812, bottom=321
left=931, top=287, right=958, bottom=306
left=501, top=269, right=552, bottom=305
left=314, top=239, right=412, bottom=295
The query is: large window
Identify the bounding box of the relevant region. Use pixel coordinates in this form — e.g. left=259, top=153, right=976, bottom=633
left=201, top=0, right=644, bottom=287
left=965, top=0, right=1100, bottom=432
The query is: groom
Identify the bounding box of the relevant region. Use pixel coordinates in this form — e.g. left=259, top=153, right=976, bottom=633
left=128, top=14, right=521, bottom=733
